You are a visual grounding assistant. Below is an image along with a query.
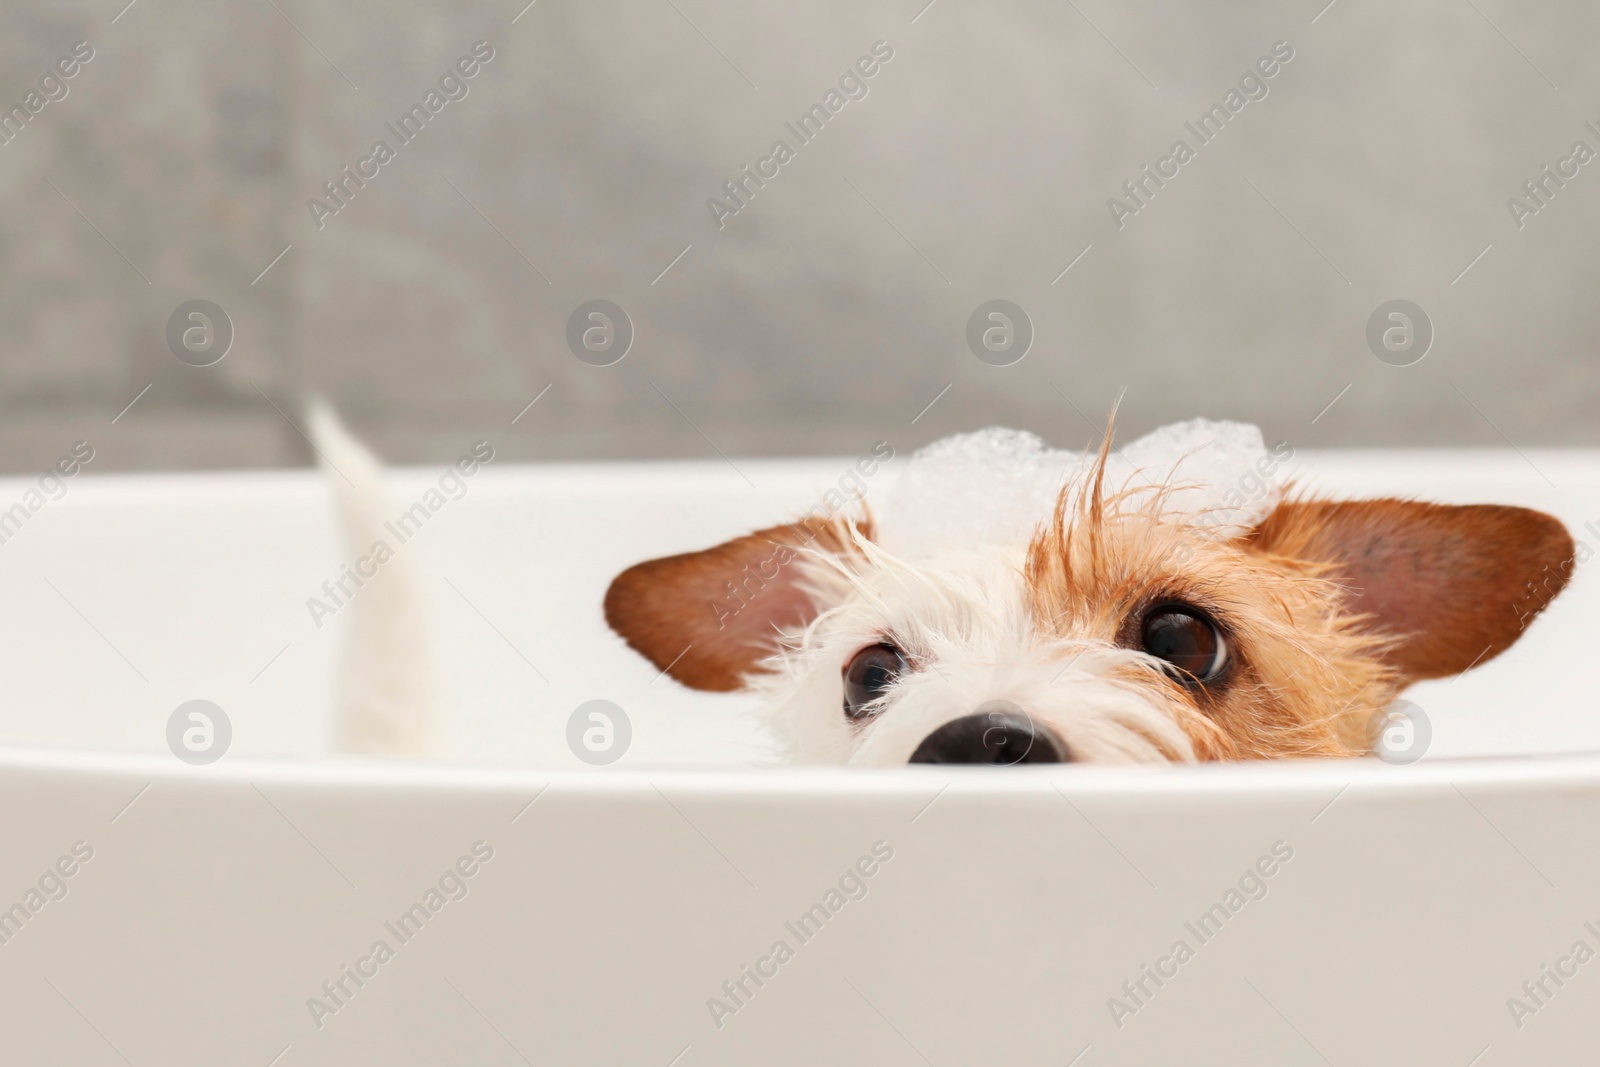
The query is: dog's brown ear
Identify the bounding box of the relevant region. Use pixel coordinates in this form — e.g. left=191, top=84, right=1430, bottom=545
left=1248, top=499, right=1574, bottom=682
left=604, top=517, right=867, bottom=691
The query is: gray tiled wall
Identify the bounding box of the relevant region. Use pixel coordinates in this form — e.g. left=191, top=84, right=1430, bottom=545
left=2, top=0, right=1597, bottom=473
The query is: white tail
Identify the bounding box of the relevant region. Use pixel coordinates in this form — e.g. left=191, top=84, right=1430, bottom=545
left=306, top=401, right=447, bottom=758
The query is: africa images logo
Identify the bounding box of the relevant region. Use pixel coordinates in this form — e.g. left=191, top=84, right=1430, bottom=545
left=706, top=841, right=894, bottom=1029
left=306, top=841, right=494, bottom=1030
left=306, top=41, right=496, bottom=230
left=1106, top=40, right=1295, bottom=230
left=706, top=41, right=895, bottom=230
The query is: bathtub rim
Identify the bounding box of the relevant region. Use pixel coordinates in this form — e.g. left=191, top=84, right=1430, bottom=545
left=6, top=742, right=1600, bottom=801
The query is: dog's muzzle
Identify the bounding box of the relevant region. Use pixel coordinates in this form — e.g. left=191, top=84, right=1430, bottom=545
left=908, top=708, right=1067, bottom=765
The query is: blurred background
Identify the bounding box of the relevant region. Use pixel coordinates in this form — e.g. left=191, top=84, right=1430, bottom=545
left=1, top=0, right=1597, bottom=473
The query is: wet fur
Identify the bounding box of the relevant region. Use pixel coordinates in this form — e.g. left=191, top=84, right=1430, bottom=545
left=607, top=434, right=1575, bottom=766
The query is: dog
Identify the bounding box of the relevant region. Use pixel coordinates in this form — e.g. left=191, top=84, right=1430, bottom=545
left=605, top=420, right=1575, bottom=765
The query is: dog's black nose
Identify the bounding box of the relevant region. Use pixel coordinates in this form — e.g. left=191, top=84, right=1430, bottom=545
left=909, top=711, right=1066, bottom=765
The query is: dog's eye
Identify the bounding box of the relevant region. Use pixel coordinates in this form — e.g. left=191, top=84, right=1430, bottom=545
left=1141, top=606, right=1226, bottom=684
left=843, top=643, right=907, bottom=720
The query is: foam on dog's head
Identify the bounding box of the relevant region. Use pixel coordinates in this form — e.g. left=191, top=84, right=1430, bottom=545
left=604, top=418, right=1575, bottom=767
left=875, top=419, right=1280, bottom=558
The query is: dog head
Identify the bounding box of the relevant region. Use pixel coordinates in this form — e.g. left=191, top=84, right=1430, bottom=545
left=605, top=429, right=1574, bottom=766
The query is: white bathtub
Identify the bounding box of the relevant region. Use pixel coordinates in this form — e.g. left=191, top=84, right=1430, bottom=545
left=2, top=448, right=1598, bottom=1065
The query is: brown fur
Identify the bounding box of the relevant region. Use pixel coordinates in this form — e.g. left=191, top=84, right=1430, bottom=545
left=1024, top=446, right=1574, bottom=759
left=1249, top=498, right=1575, bottom=681
left=605, top=515, right=870, bottom=691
